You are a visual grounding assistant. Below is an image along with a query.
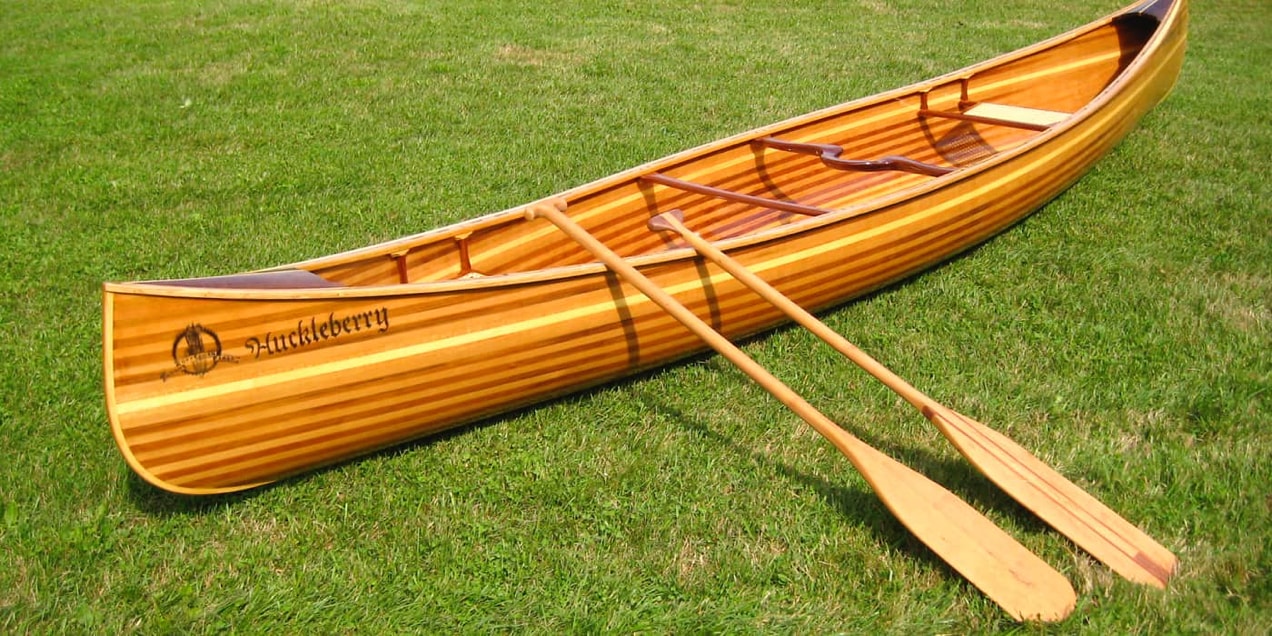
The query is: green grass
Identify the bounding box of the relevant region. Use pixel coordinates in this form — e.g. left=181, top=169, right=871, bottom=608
left=2, top=0, right=1268, bottom=632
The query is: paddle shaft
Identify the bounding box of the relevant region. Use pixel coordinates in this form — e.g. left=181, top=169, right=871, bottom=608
left=527, top=200, right=1075, bottom=621
left=651, top=210, right=1177, bottom=588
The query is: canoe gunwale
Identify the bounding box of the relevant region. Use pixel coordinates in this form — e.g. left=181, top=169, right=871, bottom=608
left=101, top=0, right=1184, bottom=303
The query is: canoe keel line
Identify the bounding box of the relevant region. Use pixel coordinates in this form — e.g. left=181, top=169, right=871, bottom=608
left=104, top=0, right=1187, bottom=619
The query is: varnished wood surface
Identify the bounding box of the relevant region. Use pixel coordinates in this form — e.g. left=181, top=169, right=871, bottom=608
left=104, top=0, right=1188, bottom=494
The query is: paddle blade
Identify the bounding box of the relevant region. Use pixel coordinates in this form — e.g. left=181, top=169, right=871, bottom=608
left=924, top=405, right=1177, bottom=588
left=838, top=432, right=1077, bottom=622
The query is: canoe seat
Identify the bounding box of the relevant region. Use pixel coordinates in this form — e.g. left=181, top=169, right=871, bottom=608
left=921, top=102, right=1071, bottom=131
left=963, top=103, right=1069, bottom=127
left=150, top=269, right=345, bottom=289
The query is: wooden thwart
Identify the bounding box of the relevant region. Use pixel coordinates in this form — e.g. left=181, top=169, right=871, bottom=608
left=648, top=209, right=1177, bottom=589
left=756, top=137, right=954, bottom=177
left=528, top=199, right=1076, bottom=622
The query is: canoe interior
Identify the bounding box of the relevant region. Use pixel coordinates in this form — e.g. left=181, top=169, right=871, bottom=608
left=286, top=10, right=1163, bottom=288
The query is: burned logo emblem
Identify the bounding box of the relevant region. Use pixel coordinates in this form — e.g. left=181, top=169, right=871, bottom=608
left=162, top=324, right=237, bottom=380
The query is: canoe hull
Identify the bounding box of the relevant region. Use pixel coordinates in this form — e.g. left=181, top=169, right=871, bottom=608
left=104, top=0, right=1187, bottom=494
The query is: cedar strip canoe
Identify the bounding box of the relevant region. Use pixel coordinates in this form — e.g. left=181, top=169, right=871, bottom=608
left=104, top=0, right=1188, bottom=495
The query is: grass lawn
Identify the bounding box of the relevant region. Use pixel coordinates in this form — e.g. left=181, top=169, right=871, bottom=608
left=2, top=0, right=1267, bottom=632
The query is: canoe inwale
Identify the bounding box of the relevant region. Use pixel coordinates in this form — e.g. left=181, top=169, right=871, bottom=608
left=103, top=0, right=1188, bottom=494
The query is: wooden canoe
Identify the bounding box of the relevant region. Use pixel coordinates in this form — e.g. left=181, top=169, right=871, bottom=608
left=104, top=0, right=1188, bottom=495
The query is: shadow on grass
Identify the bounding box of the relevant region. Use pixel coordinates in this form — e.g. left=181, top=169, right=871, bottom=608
left=634, top=387, right=1054, bottom=579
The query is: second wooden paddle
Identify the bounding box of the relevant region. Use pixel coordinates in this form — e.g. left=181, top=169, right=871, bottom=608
left=648, top=209, right=1176, bottom=588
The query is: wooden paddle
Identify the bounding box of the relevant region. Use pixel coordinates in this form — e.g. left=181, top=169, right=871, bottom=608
left=526, top=199, right=1075, bottom=622
left=648, top=209, right=1177, bottom=589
